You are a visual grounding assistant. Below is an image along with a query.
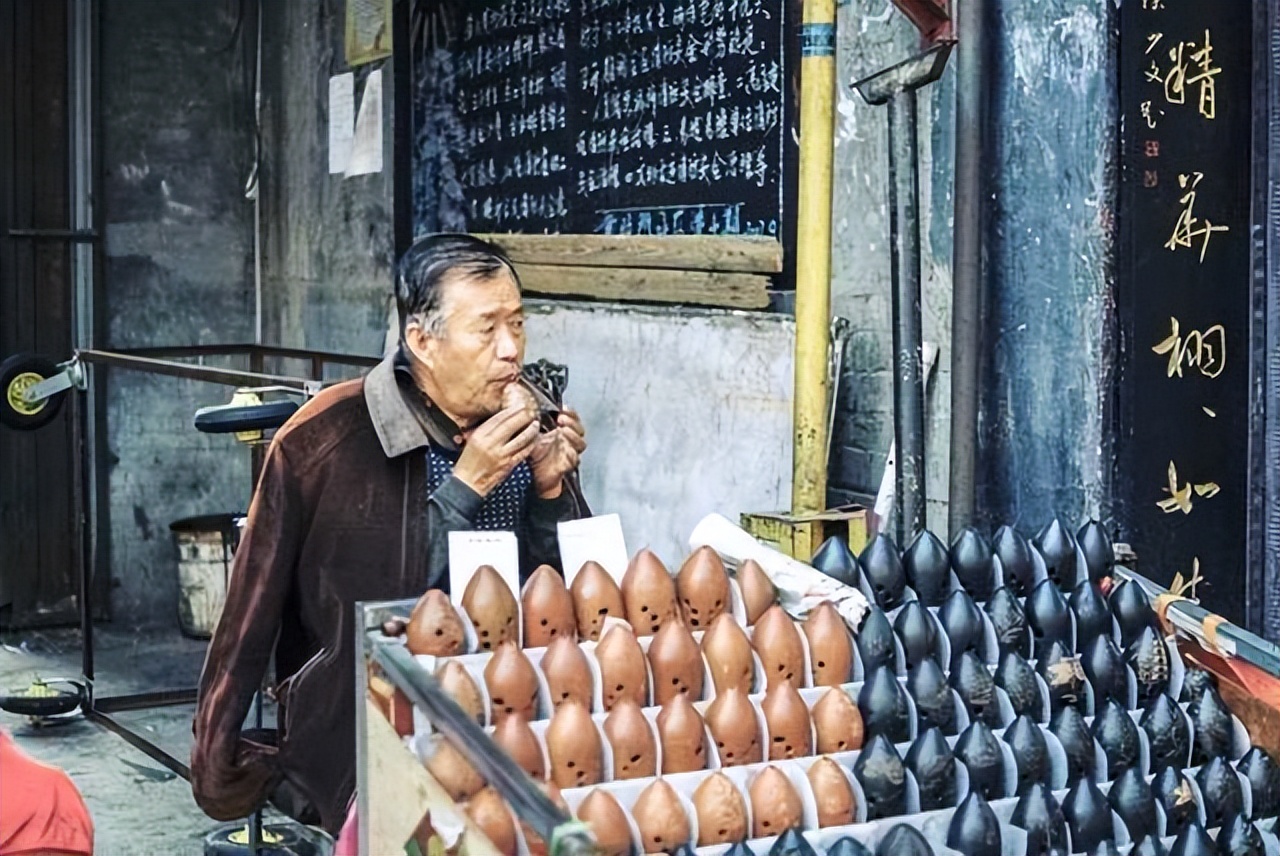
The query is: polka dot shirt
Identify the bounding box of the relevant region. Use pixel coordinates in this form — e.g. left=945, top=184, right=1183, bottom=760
left=426, top=446, right=532, bottom=532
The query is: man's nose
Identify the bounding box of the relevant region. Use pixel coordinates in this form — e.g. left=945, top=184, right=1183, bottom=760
left=495, top=325, right=520, bottom=361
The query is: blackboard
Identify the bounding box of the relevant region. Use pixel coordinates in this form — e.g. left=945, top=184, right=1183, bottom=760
left=1115, top=0, right=1254, bottom=625
left=408, top=0, right=796, bottom=243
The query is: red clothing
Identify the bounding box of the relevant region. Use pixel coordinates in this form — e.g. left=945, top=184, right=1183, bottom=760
left=0, top=730, right=94, bottom=856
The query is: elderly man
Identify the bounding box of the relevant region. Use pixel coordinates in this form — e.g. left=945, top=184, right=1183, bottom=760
left=191, top=234, right=588, bottom=834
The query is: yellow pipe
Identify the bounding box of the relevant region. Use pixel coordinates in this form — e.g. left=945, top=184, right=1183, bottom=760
left=791, top=0, right=837, bottom=515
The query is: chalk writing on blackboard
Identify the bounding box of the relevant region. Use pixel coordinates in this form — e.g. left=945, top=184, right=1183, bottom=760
left=414, top=0, right=791, bottom=237
left=1151, top=317, right=1226, bottom=379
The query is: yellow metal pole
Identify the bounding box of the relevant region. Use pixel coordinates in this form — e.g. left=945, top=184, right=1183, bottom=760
left=792, top=0, right=837, bottom=515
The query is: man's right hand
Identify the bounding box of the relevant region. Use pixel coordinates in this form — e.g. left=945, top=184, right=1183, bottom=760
left=452, top=405, right=539, bottom=497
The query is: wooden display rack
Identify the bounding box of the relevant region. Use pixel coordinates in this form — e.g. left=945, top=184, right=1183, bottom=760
left=356, top=598, right=503, bottom=856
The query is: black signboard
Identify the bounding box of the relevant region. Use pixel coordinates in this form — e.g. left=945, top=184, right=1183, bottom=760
left=408, top=0, right=795, bottom=240
left=1116, top=1, right=1253, bottom=624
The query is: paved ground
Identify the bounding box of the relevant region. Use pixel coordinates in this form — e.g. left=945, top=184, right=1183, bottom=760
left=0, top=624, right=296, bottom=856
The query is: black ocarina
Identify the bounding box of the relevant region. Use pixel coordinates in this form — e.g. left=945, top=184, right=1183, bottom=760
left=1069, top=581, right=1113, bottom=648
left=1011, top=781, right=1069, bottom=856
left=894, top=600, right=940, bottom=674
left=951, top=650, right=1005, bottom=728
left=1219, top=813, right=1265, bottom=856
left=951, top=526, right=996, bottom=601
left=1038, top=640, right=1087, bottom=714
left=1081, top=634, right=1128, bottom=705
left=1061, top=776, right=1114, bottom=855
left=1034, top=517, right=1078, bottom=592
left=767, top=828, right=816, bottom=856
left=860, top=534, right=906, bottom=611
left=946, top=791, right=1002, bottom=856
left=853, top=733, right=907, bottom=820
left=995, top=650, right=1044, bottom=722
left=1107, top=580, right=1154, bottom=648
left=1237, top=746, right=1280, bottom=819
left=1092, top=698, right=1141, bottom=781
left=903, top=529, right=951, bottom=607
left=858, top=665, right=912, bottom=744
left=1027, top=580, right=1073, bottom=657
left=986, top=586, right=1030, bottom=657
left=1130, top=834, right=1168, bottom=856
left=1140, top=692, right=1191, bottom=772
left=1125, top=625, right=1170, bottom=707
left=811, top=535, right=861, bottom=588
left=905, top=726, right=957, bottom=811
left=994, top=524, right=1038, bottom=596
left=1050, top=705, right=1097, bottom=782
left=826, top=837, right=873, bottom=856
left=907, top=658, right=956, bottom=736
left=857, top=607, right=897, bottom=675
left=1196, top=755, right=1244, bottom=830
left=938, top=589, right=984, bottom=670
left=955, top=720, right=1008, bottom=801
left=1153, top=766, right=1199, bottom=837
left=875, top=825, right=932, bottom=856
left=1076, top=520, right=1113, bottom=585
left=1191, top=686, right=1236, bottom=765
left=1168, top=821, right=1216, bottom=856
left=1180, top=666, right=1216, bottom=705
left=1004, top=714, right=1050, bottom=794
left=1107, top=766, right=1158, bottom=842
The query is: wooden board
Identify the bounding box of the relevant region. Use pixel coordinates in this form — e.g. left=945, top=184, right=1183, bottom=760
left=1113, top=0, right=1254, bottom=625
left=364, top=698, right=501, bottom=856
left=477, top=234, right=782, bottom=274
left=516, top=263, right=771, bottom=309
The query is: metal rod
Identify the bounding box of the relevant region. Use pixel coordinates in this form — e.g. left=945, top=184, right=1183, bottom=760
left=77, top=349, right=316, bottom=391
left=791, top=0, right=838, bottom=515
left=84, top=709, right=192, bottom=780
left=373, top=644, right=597, bottom=856
left=887, top=88, right=927, bottom=544
left=5, top=228, right=98, bottom=241
left=93, top=688, right=198, bottom=712
left=948, top=0, right=987, bottom=536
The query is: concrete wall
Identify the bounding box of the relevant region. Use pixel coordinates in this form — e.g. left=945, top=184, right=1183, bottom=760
left=827, top=1, right=1115, bottom=538
left=524, top=303, right=794, bottom=566
left=101, top=0, right=255, bottom=625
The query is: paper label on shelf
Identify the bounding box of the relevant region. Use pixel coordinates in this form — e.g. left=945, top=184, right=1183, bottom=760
left=558, top=513, right=629, bottom=585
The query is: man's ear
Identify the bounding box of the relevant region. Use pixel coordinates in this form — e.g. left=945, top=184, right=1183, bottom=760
left=403, top=324, right=435, bottom=371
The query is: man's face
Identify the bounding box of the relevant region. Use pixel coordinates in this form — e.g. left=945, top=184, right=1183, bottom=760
left=408, top=269, right=526, bottom=425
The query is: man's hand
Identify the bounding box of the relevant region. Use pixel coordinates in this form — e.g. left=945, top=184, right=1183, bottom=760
left=529, top=408, right=587, bottom=498
left=453, top=405, right=540, bottom=497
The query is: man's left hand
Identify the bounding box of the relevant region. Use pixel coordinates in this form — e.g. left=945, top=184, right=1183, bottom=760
left=529, top=408, right=586, bottom=498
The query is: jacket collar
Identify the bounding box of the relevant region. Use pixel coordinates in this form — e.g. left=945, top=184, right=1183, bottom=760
left=364, top=350, right=460, bottom=458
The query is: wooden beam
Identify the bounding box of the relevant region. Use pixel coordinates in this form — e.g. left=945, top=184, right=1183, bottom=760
left=514, top=263, right=772, bottom=310
left=476, top=233, right=783, bottom=274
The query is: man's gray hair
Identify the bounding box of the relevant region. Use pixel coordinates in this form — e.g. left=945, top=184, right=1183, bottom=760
left=394, top=233, right=520, bottom=342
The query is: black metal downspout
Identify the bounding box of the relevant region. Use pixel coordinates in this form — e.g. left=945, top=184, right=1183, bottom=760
left=1254, top=0, right=1280, bottom=640
left=888, top=88, right=926, bottom=544
left=948, top=0, right=987, bottom=535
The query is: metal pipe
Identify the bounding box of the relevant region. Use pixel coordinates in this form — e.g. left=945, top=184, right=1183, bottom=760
left=792, top=0, right=838, bottom=515
left=948, top=0, right=987, bottom=536
left=887, top=88, right=927, bottom=543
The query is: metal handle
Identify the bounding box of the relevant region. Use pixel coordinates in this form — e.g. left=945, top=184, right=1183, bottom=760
left=373, top=644, right=599, bottom=856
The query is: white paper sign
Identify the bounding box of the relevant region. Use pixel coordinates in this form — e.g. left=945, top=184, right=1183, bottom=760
left=558, top=514, right=629, bottom=585
left=345, top=68, right=383, bottom=177
left=327, top=73, right=354, bottom=175
left=447, top=531, right=520, bottom=606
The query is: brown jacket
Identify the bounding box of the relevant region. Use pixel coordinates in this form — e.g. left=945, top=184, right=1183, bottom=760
left=190, top=354, right=586, bottom=833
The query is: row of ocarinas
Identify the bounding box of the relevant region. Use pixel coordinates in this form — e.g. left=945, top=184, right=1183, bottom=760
left=391, top=546, right=776, bottom=658
left=423, top=678, right=1280, bottom=856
